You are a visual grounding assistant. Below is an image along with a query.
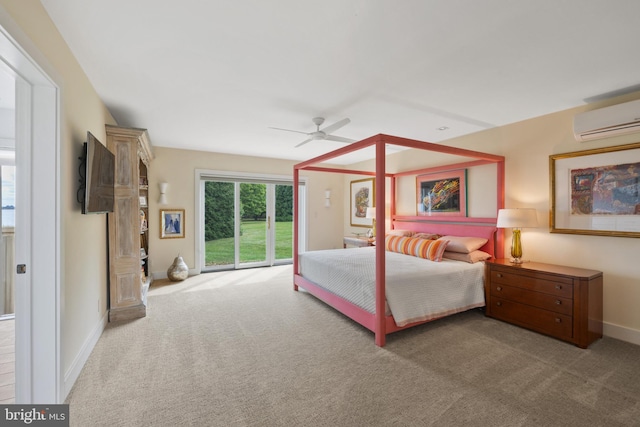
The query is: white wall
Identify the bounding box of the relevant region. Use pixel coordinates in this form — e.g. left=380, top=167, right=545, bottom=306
left=0, top=107, right=15, bottom=146
left=147, top=147, right=345, bottom=276
left=393, top=163, right=498, bottom=218
left=0, top=0, right=118, bottom=397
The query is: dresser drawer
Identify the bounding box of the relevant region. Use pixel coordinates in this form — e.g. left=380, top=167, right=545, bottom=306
left=490, top=283, right=573, bottom=316
left=490, top=269, right=573, bottom=299
left=490, top=298, right=573, bottom=340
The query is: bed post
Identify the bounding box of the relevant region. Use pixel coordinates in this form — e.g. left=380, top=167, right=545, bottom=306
left=390, top=176, right=396, bottom=221
left=293, top=167, right=299, bottom=291
left=375, top=138, right=386, bottom=347
left=496, top=159, right=506, bottom=259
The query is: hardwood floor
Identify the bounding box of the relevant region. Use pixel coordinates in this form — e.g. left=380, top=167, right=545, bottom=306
left=0, top=318, right=14, bottom=403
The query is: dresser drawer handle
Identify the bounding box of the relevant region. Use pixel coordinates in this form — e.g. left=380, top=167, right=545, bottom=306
left=555, top=285, right=562, bottom=290
left=555, top=300, right=561, bottom=305
left=496, top=286, right=502, bottom=292
left=496, top=301, right=502, bottom=307
left=555, top=318, right=562, bottom=323
left=497, top=273, right=503, bottom=278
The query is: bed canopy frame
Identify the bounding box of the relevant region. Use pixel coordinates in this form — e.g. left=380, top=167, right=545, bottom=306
left=293, top=134, right=505, bottom=346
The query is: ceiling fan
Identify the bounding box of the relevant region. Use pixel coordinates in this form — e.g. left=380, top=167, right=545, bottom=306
left=270, top=117, right=355, bottom=147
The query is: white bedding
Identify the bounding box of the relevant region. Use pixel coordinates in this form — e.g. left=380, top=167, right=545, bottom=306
left=298, top=247, right=485, bottom=326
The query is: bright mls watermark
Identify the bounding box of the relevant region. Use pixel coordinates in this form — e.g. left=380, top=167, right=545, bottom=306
left=1, top=405, right=69, bottom=426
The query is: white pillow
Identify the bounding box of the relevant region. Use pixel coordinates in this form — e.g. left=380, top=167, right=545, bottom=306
left=443, top=250, right=491, bottom=263
left=437, top=235, right=487, bottom=253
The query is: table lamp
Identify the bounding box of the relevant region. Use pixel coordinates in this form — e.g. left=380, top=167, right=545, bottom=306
left=496, top=208, right=538, bottom=264
left=366, top=207, right=376, bottom=237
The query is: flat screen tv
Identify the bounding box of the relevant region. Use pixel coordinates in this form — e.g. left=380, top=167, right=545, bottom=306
left=78, top=132, right=115, bottom=214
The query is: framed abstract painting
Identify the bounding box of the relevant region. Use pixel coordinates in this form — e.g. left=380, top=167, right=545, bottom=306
left=416, top=169, right=467, bottom=216
left=550, top=142, right=640, bottom=237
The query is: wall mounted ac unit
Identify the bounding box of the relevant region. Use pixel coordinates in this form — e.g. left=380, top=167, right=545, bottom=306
left=573, top=99, right=640, bottom=141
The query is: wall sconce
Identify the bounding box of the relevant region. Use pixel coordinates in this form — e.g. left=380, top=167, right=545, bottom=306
left=496, top=208, right=538, bottom=264
left=158, top=182, right=168, bottom=205
left=324, top=190, right=331, bottom=208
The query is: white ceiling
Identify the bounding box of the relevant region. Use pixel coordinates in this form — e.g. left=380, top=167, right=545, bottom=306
left=40, top=1, right=640, bottom=165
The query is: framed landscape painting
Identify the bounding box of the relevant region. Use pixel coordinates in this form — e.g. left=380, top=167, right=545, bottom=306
left=416, top=169, right=467, bottom=216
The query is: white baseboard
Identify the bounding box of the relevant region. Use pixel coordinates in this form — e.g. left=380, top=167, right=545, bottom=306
left=62, top=311, right=108, bottom=400
left=603, top=321, right=640, bottom=346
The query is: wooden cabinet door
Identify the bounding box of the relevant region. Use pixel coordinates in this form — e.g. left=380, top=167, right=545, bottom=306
left=107, top=133, right=143, bottom=320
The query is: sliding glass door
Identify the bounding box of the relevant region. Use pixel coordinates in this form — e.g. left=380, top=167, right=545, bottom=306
left=202, top=178, right=297, bottom=271
left=274, top=184, right=293, bottom=262
left=203, top=181, right=236, bottom=268
left=238, top=182, right=268, bottom=267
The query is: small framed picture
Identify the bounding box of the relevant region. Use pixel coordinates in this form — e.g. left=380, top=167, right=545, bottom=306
left=139, top=196, right=147, bottom=207
left=160, top=208, right=185, bottom=239
left=350, top=178, right=375, bottom=227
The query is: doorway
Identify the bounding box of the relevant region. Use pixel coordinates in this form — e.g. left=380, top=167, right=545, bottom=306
left=0, top=58, right=16, bottom=404
left=196, top=171, right=305, bottom=272
left=202, top=181, right=293, bottom=270
left=0, top=19, right=61, bottom=403
left=0, top=165, right=16, bottom=320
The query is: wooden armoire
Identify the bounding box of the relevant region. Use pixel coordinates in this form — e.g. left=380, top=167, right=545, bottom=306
left=106, top=125, right=153, bottom=321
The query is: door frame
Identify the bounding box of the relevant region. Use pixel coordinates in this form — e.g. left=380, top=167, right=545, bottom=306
left=0, top=14, right=61, bottom=403
left=194, top=169, right=306, bottom=273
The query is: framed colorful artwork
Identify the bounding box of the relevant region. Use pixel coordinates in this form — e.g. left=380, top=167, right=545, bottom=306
left=550, top=142, right=640, bottom=237
left=416, top=169, right=467, bottom=216
left=160, top=208, right=185, bottom=239
left=350, top=178, right=375, bottom=227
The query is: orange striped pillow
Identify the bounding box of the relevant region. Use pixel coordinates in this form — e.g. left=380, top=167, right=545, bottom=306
left=384, top=235, right=449, bottom=262
left=384, top=235, right=408, bottom=253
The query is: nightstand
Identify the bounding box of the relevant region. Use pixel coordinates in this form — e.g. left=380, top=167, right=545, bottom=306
left=343, top=236, right=375, bottom=248
left=485, top=259, right=603, bottom=348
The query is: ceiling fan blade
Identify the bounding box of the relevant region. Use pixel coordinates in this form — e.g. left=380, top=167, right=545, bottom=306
left=268, top=126, right=310, bottom=135
left=325, top=135, right=355, bottom=144
left=295, top=138, right=313, bottom=148
left=320, top=118, right=350, bottom=135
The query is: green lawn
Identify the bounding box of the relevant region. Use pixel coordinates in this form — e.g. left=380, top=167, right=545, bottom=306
left=205, top=220, right=292, bottom=266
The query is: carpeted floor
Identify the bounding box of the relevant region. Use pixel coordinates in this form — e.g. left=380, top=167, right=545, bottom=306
left=65, top=265, right=640, bottom=426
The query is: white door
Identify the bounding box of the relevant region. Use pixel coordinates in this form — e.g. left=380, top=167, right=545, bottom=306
left=202, top=181, right=293, bottom=270
left=196, top=170, right=305, bottom=273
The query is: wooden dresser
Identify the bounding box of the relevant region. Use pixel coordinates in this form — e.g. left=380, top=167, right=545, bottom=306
left=485, top=259, right=603, bottom=348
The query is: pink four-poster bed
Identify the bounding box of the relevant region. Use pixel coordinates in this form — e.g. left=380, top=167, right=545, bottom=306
left=293, top=134, right=505, bottom=347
